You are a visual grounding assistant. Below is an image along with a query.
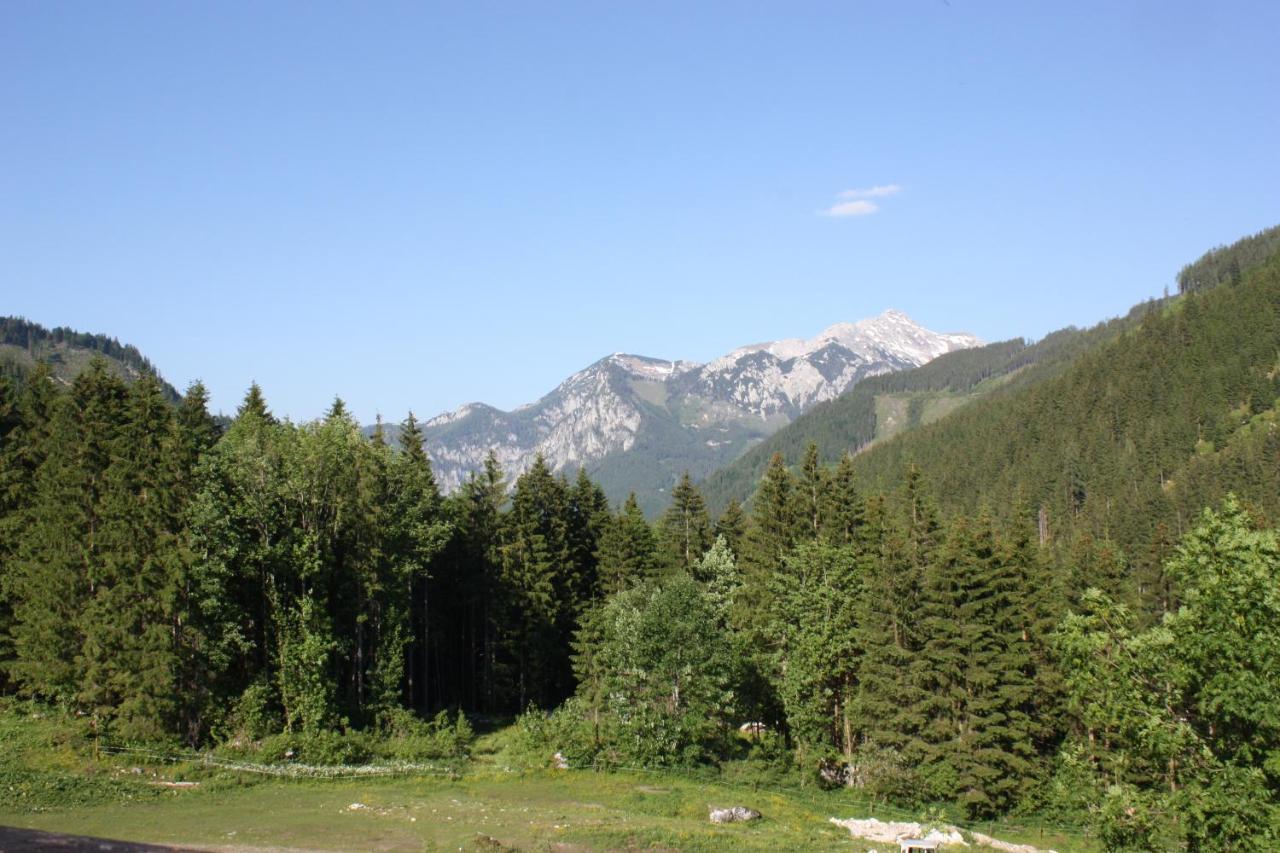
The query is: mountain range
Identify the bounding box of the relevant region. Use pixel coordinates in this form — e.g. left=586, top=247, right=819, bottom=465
left=417, top=310, right=980, bottom=513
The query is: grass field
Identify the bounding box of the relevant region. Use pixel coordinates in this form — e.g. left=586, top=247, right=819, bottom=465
left=0, top=701, right=1097, bottom=851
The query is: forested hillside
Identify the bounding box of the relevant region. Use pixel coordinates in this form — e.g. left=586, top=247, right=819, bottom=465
left=701, top=314, right=1139, bottom=514
left=0, top=316, right=178, bottom=401
left=2, top=228, right=1280, bottom=848
left=845, top=232, right=1280, bottom=567
left=1176, top=222, right=1280, bottom=294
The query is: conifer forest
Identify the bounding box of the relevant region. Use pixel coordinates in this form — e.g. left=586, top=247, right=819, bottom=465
left=3, top=230, right=1280, bottom=850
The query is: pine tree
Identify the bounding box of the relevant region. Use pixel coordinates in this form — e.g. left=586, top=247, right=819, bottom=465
left=826, top=452, right=865, bottom=546
left=8, top=360, right=127, bottom=703
left=78, top=375, right=181, bottom=739
left=737, top=453, right=797, bottom=634
left=795, top=442, right=829, bottom=541
left=237, top=382, right=273, bottom=422
left=658, top=472, right=712, bottom=571
left=0, top=375, right=23, bottom=680
left=170, top=380, right=229, bottom=744
left=502, top=454, right=573, bottom=707
left=595, top=493, right=657, bottom=594
left=713, top=498, right=747, bottom=558
left=854, top=474, right=937, bottom=756
left=389, top=412, right=450, bottom=716
left=915, top=511, right=1037, bottom=816
left=186, top=383, right=291, bottom=733
left=567, top=468, right=609, bottom=605
left=0, top=366, right=59, bottom=686
left=451, top=451, right=508, bottom=711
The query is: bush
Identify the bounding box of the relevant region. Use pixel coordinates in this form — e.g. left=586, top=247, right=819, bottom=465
left=844, top=744, right=919, bottom=802
left=254, top=729, right=376, bottom=766
left=1095, top=784, right=1178, bottom=852
left=509, top=700, right=601, bottom=769
left=213, top=679, right=280, bottom=744
left=381, top=708, right=473, bottom=761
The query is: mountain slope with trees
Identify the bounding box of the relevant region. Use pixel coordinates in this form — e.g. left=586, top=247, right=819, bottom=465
left=3, top=226, right=1280, bottom=848
left=0, top=316, right=179, bottom=401
left=415, top=311, right=979, bottom=515
left=700, top=313, right=1143, bottom=514
left=843, top=228, right=1280, bottom=566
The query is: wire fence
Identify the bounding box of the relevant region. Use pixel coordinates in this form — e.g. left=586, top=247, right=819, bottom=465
left=571, top=756, right=1092, bottom=842
left=96, top=744, right=466, bottom=781
left=91, top=742, right=1091, bottom=844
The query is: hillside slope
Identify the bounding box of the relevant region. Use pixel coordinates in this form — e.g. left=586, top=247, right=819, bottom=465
left=0, top=316, right=179, bottom=401
left=841, top=230, right=1280, bottom=556
left=700, top=312, right=1144, bottom=513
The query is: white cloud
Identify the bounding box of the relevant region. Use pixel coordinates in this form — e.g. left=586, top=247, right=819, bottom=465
left=823, top=199, right=880, bottom=217
left=820, top=183, right=902, bottom=217
left=839, top=184, right=902, bottom=199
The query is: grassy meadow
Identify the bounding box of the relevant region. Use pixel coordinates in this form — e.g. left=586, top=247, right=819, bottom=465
left=0, top=700, right=1094, bottom=852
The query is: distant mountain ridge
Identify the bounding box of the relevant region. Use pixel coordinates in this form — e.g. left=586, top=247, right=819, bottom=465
left=418, top=310, right=980, bottom=513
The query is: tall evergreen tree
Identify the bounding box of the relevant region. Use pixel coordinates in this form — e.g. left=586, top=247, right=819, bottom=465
left=389, top=412, right=451, bottom=716
left=7, top=360, right=128, bottom=703
left=595, top=493, right=658, bottom=594
left=713, top=498, right=747, bottom=558
left=502, top=455, right=574, bottom=707
left=658, top=472, right=712, bottom=571
left=915, top=511, right=1037, bottom=816
left=567, top=468, right=609, bottom=603
left=854, top=472, right=937, bottom=756
left=78, top=375, right=182, bottom=739
left=795, top=442, right=830, bottom=541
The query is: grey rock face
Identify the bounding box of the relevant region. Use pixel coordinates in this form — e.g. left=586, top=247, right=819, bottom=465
left=418, top=311, right=980, bottom=511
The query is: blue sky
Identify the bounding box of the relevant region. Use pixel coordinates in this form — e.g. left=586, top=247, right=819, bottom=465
left=4, top=1, right=1278, bottom=422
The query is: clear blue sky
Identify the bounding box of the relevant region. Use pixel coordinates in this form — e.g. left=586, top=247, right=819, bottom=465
left=4, top=1, right=1278, bottom=422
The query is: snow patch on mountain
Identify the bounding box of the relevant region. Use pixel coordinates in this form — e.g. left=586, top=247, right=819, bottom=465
left=418, top=310, right=981, bottom=495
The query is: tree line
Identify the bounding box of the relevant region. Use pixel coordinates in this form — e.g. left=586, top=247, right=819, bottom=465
left=2, top=358, right=1277, bottom=844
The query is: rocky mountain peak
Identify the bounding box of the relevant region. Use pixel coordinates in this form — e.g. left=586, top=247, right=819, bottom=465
left=417, top=312, right=981, bottom=509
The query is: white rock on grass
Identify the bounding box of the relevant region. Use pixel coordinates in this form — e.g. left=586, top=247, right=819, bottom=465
left=830, top=817, right=1058, bottom=853
left=710, top=806, right=761, bottom=824
left=829, top=817, right=965, bottom=846
left=969, top=832, right=1056, bottom=853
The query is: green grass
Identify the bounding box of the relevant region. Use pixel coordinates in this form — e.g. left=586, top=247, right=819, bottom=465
left=0, top=701, right=1098, bottom=851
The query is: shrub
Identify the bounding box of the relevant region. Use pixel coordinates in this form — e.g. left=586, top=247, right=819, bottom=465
left=255, top=729, right=376, bottom=766
left=382, top=708, right=473, bottom=761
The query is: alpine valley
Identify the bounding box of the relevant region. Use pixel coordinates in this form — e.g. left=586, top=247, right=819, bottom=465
left=415, top=310, right=980, bottom=513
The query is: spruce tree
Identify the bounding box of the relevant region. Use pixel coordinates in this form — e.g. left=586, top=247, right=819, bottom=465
left=595, top=493, right=657, bottom=594
left=658, top=471, right=712, bottom=571
left=8, top=360, right=127, bottom=702
left=452, top=451, right=508, bottom=711
left=915, top=511, right=1036, bottom=816
left=389, top=412, right=450, bottom=716
left=502, top=454, right=573, bottom=707
left=795, top=442, right=829, bottom=541
left=713, top=498, right=747, bottom=558
left=737, top=452, right=797, bottom=634
left=567, top=468, right=609, bottom=604
left=854, top=474, right=937, bottom=757
left=826, top=452, right=865, bottom=546
left=78, top=375, right=181, bottom=739
left=237, top=382, right=273, bottom=422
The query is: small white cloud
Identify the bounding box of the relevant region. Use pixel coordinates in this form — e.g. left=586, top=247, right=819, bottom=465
left=820, top=183, right=902, bottom=217
left=823, top=199, right=880, bottom=217
left=839, top=184, right=902, bottom=200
